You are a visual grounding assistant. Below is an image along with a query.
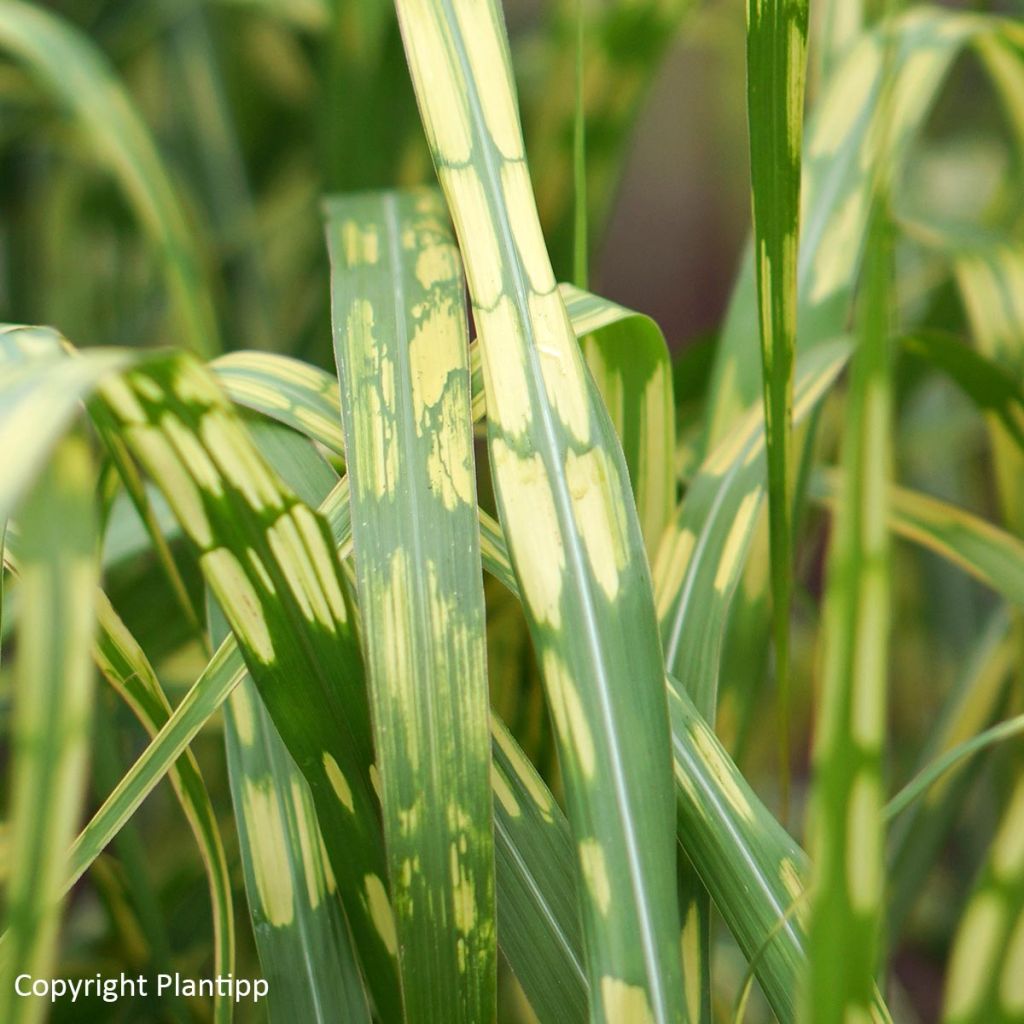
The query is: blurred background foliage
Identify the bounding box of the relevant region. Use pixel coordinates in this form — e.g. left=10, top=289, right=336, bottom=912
left=2, top=0, right=1024, bottom=1020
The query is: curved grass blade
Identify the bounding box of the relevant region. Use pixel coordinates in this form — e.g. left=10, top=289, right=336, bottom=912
left=886, top=608, right=1014, bottom=940
left=0, top=436, right=98, bottom=1024
left=886, top=709, right=1024, bottom=823
left=211, top=353, right=347, bottom=458
left=746, top=0, right=810, bottom=820
left=93, top=593, right=235, bottom=1024
left=394, top=2, right=687, bottom=1018
left=666, top=682, right=807, bottom=1024
left=807, top=212, right=893, bottom=1024
left=327, top=188, right=495, bottom=1022
left=0, top=3, right=220, bottom=357
left=811, top=471, right=1024, bottom=607
left=561, top=284, right=675, bottom=558
left=93, top=355, right=402, bottom=1019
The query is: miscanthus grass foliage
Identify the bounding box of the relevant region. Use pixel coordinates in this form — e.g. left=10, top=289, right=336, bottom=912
left=1, top=1, right=1024, bottom=1022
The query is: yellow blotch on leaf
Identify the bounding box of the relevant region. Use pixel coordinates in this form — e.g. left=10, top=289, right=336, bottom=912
left=491, top=439, right=565, bottom=627
left=531, top=290, right=591, bottom=445
left=290, top=777, right=325, bottom=909
left=450, top=843, right=477, bottom=934
left=364, top=875, right=399, bottom=957
left=809, top=38, right=881, bottom=158
left=492, top=723, right=554, bottom=822
left=992, top=777, right=1024, bottom=881
left=501, top=162, right=555, bottom=293
left=291, top=505, right=348, bottom=624
left=322, top=752, right=355, bottom=814
left=228, top=686, right=256, bottom=746
left=810, top=188, right=866, bottom=305
left=341, top=220, right=379, bottom=267
left=267, top=511, right=335, bottom=629
left=578, top=840, right=611, bottom=916
left=318, top=828, right=337, bottom=893
left=345, top=300, right=399, bottom=500
left=945, top=892, right=1004, bottom=1021
left=477, top=298, right=531, bottom=437
left=565, top=447, right=630, bottom=601
left=653, top=526, right=696, bottom=621
left=714, top=491, right=760, bottom=594
left=452, top=0, right=523, bottom=159
left=199, top=411, right=283, bottom=512
left=130, top=425, right=213, bottom=548
left=408, top=304, right=464, bottom=424
left=1000, top=908, right=1024, bottom=1015
left=846, top=773, right=882, bottom=913
left=202, top=548, right=275, bottom=663
left=243, top=780, right=294, bottom=927
left=690, top=723, right=754, bottom=822
left=491, top=765, right=520, bottom=818
left=441, top=165, right=503, bottom=308
left=681, top=903, right=701, bottom=1024
left=399, top=0, right=471, bottom=162
left=102, top=375, right=147, bottom=424
left=600, top=977, right=654, bottom=1024
left=414, top=235, right=459, bottom=290
left=542, top=649, right=596, bottom=779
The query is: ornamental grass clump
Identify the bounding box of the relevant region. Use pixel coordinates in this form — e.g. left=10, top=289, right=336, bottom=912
left=1, top=1, right=1024, bottom=1022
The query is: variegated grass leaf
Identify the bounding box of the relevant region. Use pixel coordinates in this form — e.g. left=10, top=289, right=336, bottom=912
left=327, top=187, right=495, bottom=1022
left=394, top=2, right=687, bottom=1019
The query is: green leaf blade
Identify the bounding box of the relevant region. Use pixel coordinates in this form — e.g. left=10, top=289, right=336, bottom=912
left=746, top=0, right=810, bottom=812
